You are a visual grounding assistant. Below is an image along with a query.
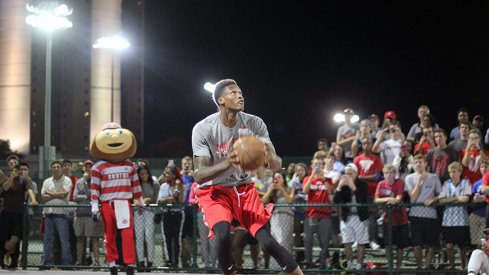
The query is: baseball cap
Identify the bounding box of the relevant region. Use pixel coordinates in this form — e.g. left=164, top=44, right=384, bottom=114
left=474, top=115, right=484, bottom=121
left=344, top=108, right=354, bottom=115
left=384, top=111, right=397, bottom=120
left=83, top=160, right=94, bottom=167
left=345, top=163, right=358, bottom=174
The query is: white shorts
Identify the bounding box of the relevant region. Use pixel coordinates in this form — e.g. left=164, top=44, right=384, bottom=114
left=340, top=215, right=369, bottom=245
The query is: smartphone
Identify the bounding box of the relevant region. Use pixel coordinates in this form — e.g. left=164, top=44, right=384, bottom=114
left=481, top=238, right=486, bottom=246
left=314, top=163, right=321, bottom=170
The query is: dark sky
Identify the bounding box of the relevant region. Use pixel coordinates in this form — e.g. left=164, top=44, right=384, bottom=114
left=142, top=1, right=488, bottom=157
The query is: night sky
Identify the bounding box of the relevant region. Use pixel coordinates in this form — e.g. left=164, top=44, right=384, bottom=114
left=142, top=1, right=488, bottom=157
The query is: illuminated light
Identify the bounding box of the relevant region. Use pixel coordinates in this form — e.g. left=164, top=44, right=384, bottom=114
left=25, top=3, right=73, bottom=33
left=93, top=35, right=130, bottom=51
left=334, top=113, right=345, bottom=123
left=351, top=115, right=360, bottom=123
left=204, top=82, right=216, bottom=93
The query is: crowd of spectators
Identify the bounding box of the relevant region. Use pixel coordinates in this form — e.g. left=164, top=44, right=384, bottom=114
left=0, top=104, right=489, bottom=272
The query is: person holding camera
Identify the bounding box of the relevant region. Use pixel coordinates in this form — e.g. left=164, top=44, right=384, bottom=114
left=301, top=158, right=333, bottom=269
left=413, top=126, right=435, bottom=156
left=373, top=120, right=403, bottom=166
left=157, top=165, right=184, bottom=268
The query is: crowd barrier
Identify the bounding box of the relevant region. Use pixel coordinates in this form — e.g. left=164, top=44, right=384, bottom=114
left=15, top=202, right=482, bottom=274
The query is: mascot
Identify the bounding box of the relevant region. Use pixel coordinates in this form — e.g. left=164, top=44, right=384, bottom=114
left=90, top=122, right=143, bottom=275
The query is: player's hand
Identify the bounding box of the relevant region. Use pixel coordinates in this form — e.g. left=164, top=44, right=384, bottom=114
left=227, top=145, right=240, bottom=168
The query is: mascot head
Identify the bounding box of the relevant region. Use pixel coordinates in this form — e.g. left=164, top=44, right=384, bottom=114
left=90, top=122, right=137, bottom=163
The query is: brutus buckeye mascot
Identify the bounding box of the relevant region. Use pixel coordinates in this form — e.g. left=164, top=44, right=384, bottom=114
left=90, top=122, right=143, bottom=275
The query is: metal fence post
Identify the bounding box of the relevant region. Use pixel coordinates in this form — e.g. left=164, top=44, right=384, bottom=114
left=387, top=204, right=393, bottom=275
left=191, top=204, right=198, bottom=269
left=21, top=203, right=29, bottom=270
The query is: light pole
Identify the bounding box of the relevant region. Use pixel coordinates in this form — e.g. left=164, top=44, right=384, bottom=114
left=92, top=35, right=130, bottom=122
left=25, top=2, right=73, bottom=178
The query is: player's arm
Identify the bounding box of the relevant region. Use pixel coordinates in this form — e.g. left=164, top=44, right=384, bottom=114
left=265, top=143, right=282, bottom=170
left=193, top=153, right=237, bottom=184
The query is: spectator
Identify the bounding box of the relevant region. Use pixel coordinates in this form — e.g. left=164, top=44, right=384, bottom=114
left=369, top=114, right=380, bottom=139
left=336, top=108, right=358, bottom=162
left=372, top=120, right=403, bottom=165
left=180, top=156, right=195, bottom=268
left=374, top=164, right=409, bottom=270
left=41, top=160, right=73, bottom=267
left=405, top=154, right=441, bottom=269
left=157, top=165, right=184, bottom=268
left=302, top=158, right=333, bottom=269
left=467, top=228, right=489, bottom=275
left=392, top=140, right=415, bottom=180
left=72, top=160, right=102, bottom=266
left=62, top=159, right=78, bottom=202
left=472, top=115, right=484, bottom=132
left=323, top=152, right=342, bottom=249
left=469, top=159, right=489, bottom=248
left=352, top=119, right=373, bottom=158
left=461, top=129, right=489, bottom=184
left=331, top=143, right=347, bottom=174
left=448, top=121, right=470, bottom=161
left=288, top=162, right=308, bottom=263
left=252, top=166, right=272, bottom=197
left=285, top=162, right=296, bottom=184
left=134, top=165, right=160, bottom=271
left=0, top=165, right=37, bottom=269
left=188, top=181, right=217, bottom=268
left=353, top=137, right=383, bottom=249
left=317, top=138, right=329, bottom=153
left=449, top=107, right=470, bottom=141
left=262, top=171, right=295, bottom=270
left=18, top=162, right=37, bottom=226
left=438, top=161, right=471, bottom=269
left=6, top=155, right=19, bottom=173
left=333, top=164, right=369, bottom=270
left=136, top=159, right=158, bottom=182
left=426, top=128, right=453, bottom=183
left=413, top=126, right=435, bottom=156
left=407, top=105, right=438, bottom=141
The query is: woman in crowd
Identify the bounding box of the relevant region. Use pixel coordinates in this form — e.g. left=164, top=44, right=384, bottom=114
left=157, top=165, right=184, bottom=268
left=262, top=171, right=295, bottom=270
left=134, top=165, right=160, bottom=271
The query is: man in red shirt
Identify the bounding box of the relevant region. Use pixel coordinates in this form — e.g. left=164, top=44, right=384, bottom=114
left=374, top=164, right=409, bottom=270
left=302, top=158, right=333, bottom=269
left=353, top=138, right=383, bottom=250
left=461, top=129, right=489, bottom=184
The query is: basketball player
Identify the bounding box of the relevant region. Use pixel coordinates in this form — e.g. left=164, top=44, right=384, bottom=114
left=192, top=79, right=303, bottom=275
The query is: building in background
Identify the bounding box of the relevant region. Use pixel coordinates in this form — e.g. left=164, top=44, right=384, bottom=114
left=0, top=0, right=145, bottom=159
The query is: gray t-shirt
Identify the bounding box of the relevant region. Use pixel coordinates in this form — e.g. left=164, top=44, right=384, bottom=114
left=404, top=172, right=441, bottom=218
left=336, top=123, right=358, bottom=158
left=192, top=112, right=272, bottom=188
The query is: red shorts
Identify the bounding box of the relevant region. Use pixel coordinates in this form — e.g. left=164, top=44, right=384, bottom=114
left=196, top=184, right=273, bottom=239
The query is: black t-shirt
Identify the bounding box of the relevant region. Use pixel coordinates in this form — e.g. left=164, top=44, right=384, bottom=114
left=3, top=176, right=32, bottom=214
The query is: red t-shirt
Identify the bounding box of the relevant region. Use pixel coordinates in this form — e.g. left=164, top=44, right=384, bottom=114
left=68, top=175, right=78, bottom=201
left=354, top=153, right=383, bottom=196
left=460, top=149, right=489, bottom=184
left=375, top=179, right=408, bottom=226
left=302, top=176, right=332, bottom=218
left=414, top=142, right=433, bottom=155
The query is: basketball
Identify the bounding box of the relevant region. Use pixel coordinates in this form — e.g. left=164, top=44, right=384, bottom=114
left=233, top=136, right=266, bottom=171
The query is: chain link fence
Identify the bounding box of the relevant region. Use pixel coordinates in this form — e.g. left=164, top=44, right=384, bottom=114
left=14, top=202, right=482, bottom=274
